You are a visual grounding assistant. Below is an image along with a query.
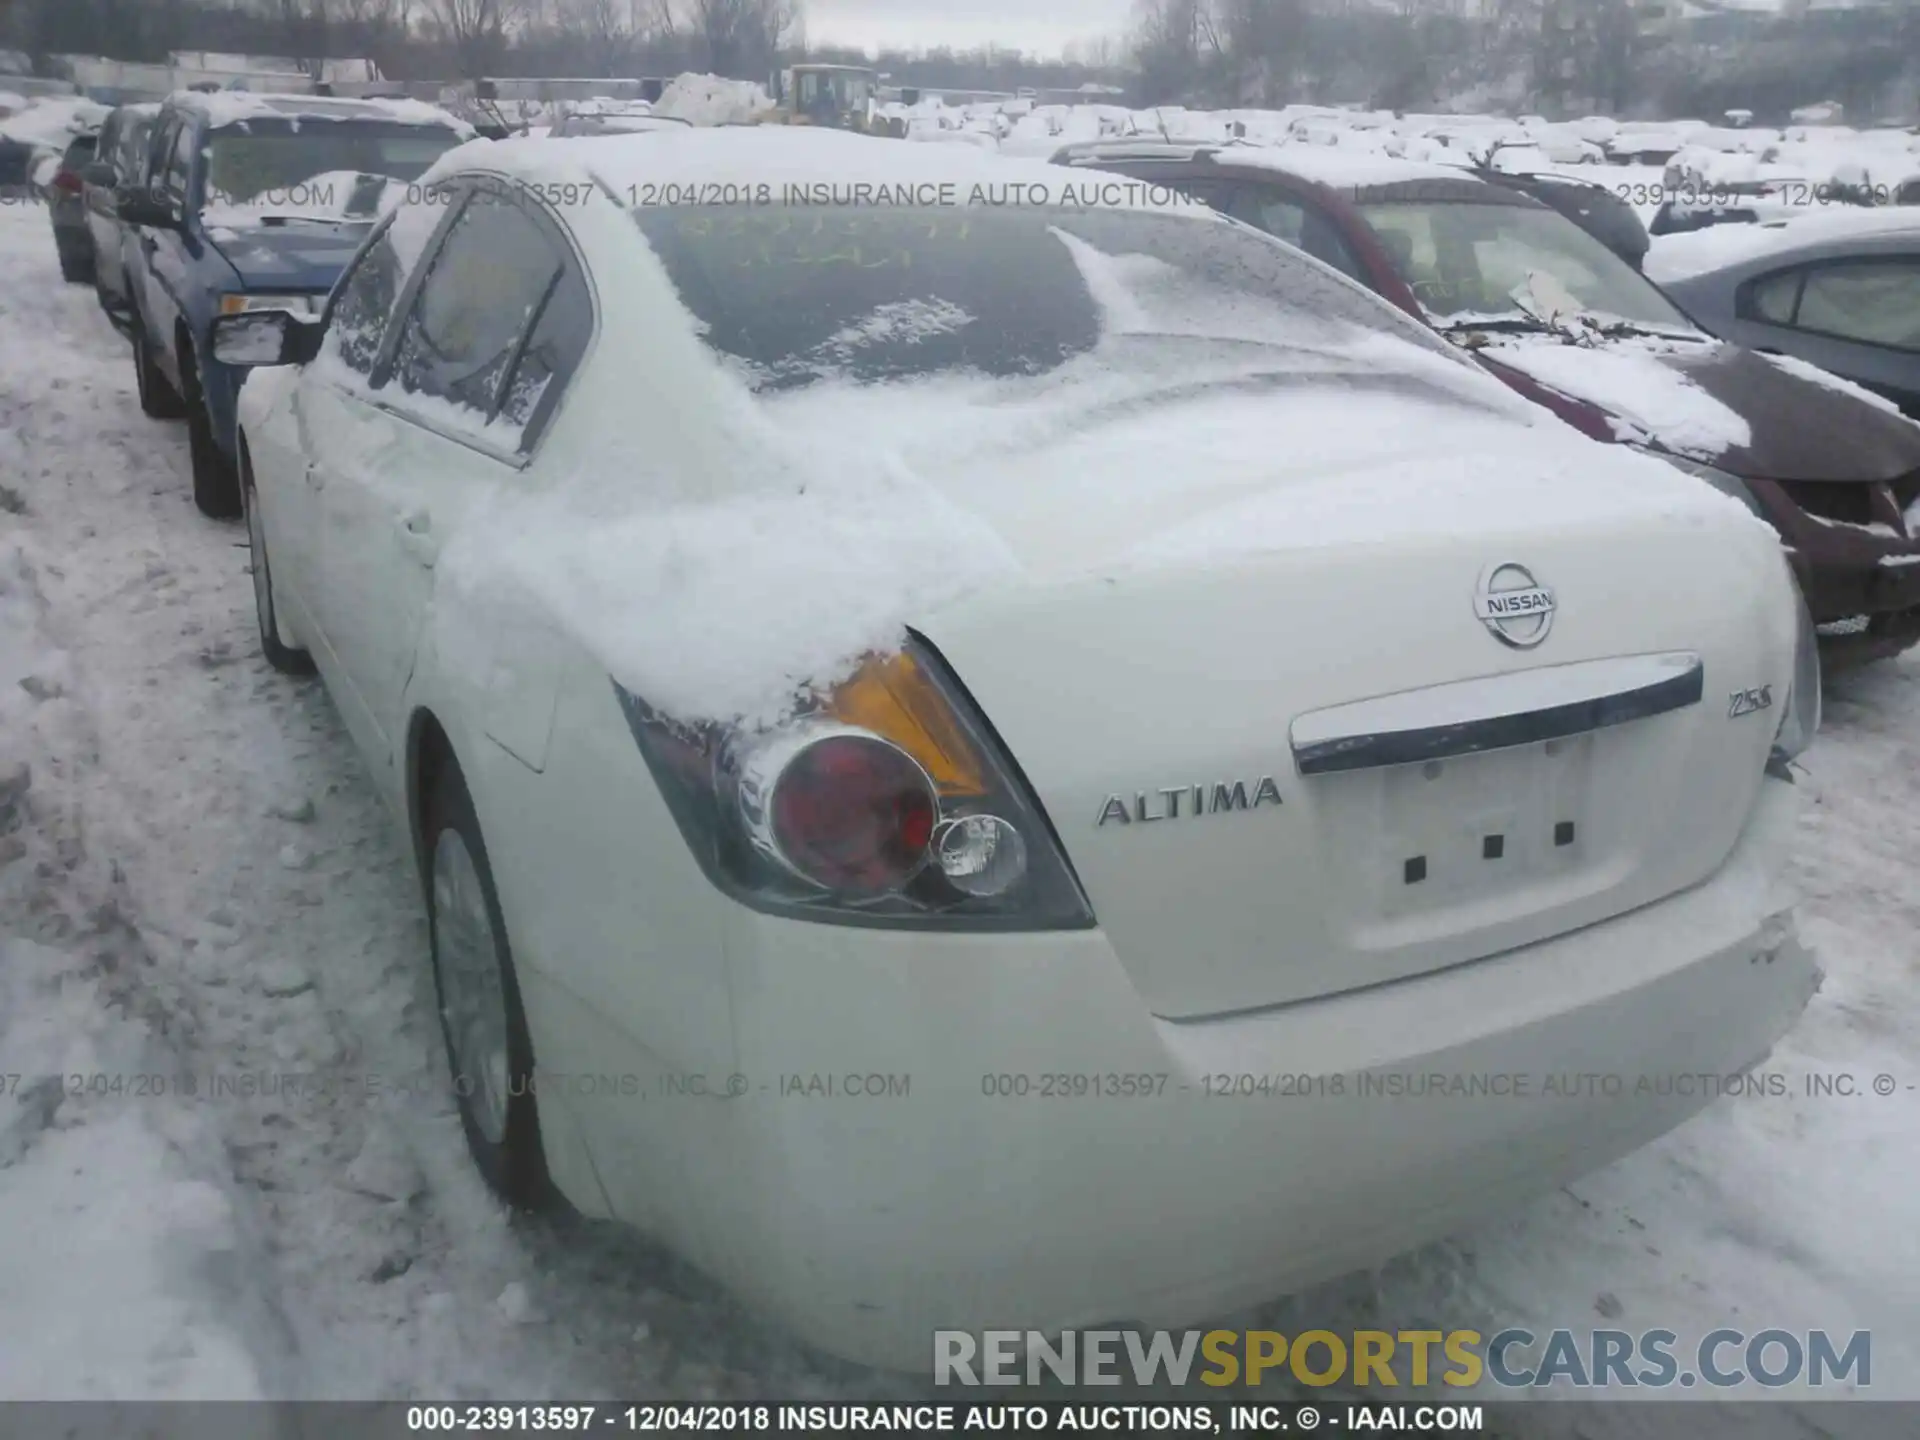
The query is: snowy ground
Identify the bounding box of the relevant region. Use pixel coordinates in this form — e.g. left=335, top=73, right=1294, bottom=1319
left=0, top=198, right=1916, bottom=1426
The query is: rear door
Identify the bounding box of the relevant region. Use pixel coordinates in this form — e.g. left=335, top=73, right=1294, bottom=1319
left=1733, top=256, right=1920, bottom=416
left=137, top=116, right=200, bottom=391
left=307, top=180, right=594, bottom=773
left=84, top=116, right=121, bottom=292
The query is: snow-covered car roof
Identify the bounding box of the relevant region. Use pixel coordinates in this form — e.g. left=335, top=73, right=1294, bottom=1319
left=1646, top=205, right=1920, bottom=284
left=433, top=127, right=1228, bottom=216
left=169, top=89, right=473, bottom=136
left=1053, top=139, right=1466, bottom=194
left=1205, top=145, right=1468, bottom=192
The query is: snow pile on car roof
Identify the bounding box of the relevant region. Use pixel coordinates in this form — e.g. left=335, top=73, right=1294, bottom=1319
left=1646, top=205, right=1920, bottom=283
left=185, top=89, right=472, bottom=135
left=650, top=72, right=774, bottom=127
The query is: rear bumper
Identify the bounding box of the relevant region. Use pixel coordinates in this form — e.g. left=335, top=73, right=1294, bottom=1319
left=550, top=779, right=1815, bottom=1372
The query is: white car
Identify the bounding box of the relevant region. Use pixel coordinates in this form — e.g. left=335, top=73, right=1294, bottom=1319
left=223, top=128, right=1822, bottom=1372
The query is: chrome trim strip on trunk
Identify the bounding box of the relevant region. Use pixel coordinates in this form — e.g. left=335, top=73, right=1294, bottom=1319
left=1290, top=652, right=1705, bottom=776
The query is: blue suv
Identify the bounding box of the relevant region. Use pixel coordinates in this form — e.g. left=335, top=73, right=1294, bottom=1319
left=119, top=91, right=469, bottom=516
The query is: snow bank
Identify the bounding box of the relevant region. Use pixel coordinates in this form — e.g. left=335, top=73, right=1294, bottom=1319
left=651, top=73, right=774, bottom=127
left=0, top=540, right=274, bottom=1403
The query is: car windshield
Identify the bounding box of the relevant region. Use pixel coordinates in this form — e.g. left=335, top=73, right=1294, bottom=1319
left=203, top=121, right=461, bottom=214
left=634, top=203, right=1457, bottom=394
left=1360, top=198, right=1696, bottom=332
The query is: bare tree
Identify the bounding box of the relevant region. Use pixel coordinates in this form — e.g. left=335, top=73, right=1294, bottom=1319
left=425, top=0, right=521, bottom=76
left=1133, top=0, right=1208, bottom=103
left=685, top=0, right=796, bottom=80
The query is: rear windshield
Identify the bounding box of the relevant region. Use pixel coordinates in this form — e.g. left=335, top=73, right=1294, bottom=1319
left=633, top=203, right=1453, bottom=392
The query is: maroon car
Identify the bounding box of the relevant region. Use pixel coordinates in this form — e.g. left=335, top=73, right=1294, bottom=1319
left=1054, top=140, right=1920, bottom=663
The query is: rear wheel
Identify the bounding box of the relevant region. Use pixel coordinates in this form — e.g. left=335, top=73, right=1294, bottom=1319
left=240, top=447, right=315, bottom=677
left=56, top=237, right=91, bottom=284
left=425, top=760, right=552, bottom=1209
left=131, top=311, right=187, bottom=420
left=182, top=348, right=241, bottom=519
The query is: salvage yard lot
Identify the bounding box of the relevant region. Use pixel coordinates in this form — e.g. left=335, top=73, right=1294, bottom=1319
left=0, top=192, right=1917, bottom=1425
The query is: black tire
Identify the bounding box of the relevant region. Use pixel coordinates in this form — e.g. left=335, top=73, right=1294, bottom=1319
left=240, top=445, right=315, bottom=677
left=57, top=240, right=92, bottom=285
left=424, top=760, right=552, bottom=1210
left=182, top=348, right=241, bottom=519
left=132, top=310, right=187, bottom=420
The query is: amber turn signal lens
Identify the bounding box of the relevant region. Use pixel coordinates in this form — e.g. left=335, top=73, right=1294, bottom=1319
left=821, top=651, right=988, bottom=798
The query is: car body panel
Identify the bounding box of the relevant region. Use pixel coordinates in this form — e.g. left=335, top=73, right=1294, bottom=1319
left=236, top=132, right=1818, bottom=1369
left=84, top=104, right=159, bottom=317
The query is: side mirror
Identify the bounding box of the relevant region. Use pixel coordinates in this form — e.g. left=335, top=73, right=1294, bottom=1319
left=82, top=161, right=117, bottom=187
left=117, top=187, right=179, bottom=229
left=210, top=310, right=323, bottom=369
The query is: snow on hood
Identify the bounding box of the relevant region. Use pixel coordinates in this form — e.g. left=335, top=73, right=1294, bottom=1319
left=1477, top=334, right=1752, bottom=461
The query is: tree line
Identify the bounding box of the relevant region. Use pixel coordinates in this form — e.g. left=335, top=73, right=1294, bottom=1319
left=3, top=0, right=1918, bottom=120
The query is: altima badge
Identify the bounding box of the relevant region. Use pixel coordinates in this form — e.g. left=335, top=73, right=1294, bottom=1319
left=1475, top=562, right=1555, bottom=648
left=1729, top=686, right=1774, bottom=719
left=1098, top=779, right=1282, bottom=826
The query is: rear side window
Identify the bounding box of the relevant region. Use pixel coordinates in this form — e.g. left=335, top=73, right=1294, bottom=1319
left=1793, top=260, right=1920, bottom=353
left=119, top=118, right=153, bottom=180
left=1744, top=269, right=1804, bottom=325
left=161, top=120, right=196, bottom=201
left=384, top=185, right=591, bottom=449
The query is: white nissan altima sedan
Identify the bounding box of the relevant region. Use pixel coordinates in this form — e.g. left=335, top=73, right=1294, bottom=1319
left=222, top=128, right=1822, bottom=1371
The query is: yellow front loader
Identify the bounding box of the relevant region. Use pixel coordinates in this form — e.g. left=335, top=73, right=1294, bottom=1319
left=760, top=64, right=907, bottom=138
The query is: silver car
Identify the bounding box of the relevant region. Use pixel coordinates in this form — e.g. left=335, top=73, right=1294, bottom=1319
left=1652, top=210, right=1920, bottom=419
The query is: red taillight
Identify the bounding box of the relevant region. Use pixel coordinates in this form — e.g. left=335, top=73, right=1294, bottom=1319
left=53, top=171, right=83, bottom=194
left=765, top=733, right=937, bottom=897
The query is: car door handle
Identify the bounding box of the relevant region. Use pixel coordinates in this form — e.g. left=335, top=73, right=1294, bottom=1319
left=397, top=511, right=439, bottom=568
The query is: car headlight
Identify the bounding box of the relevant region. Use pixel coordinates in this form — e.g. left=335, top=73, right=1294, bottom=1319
left=218, top=293, right=318, bottom=317
left=1769, top=575, right=1821, bottom=778
left=1641, top=449, right=1766, bottom=518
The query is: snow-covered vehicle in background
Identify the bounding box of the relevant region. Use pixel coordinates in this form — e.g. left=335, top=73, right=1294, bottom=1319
left=1653, top=206, right=1920, bottom=426
left=216, top=126, right=1821, bottom=1370
left=1059, top=140, right=1920, bottom=662
left=116, top=89, right=471, bottom=518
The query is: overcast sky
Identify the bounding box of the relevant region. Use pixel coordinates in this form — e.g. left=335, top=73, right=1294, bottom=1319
left=803, top=0, right=1134, bottom=58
